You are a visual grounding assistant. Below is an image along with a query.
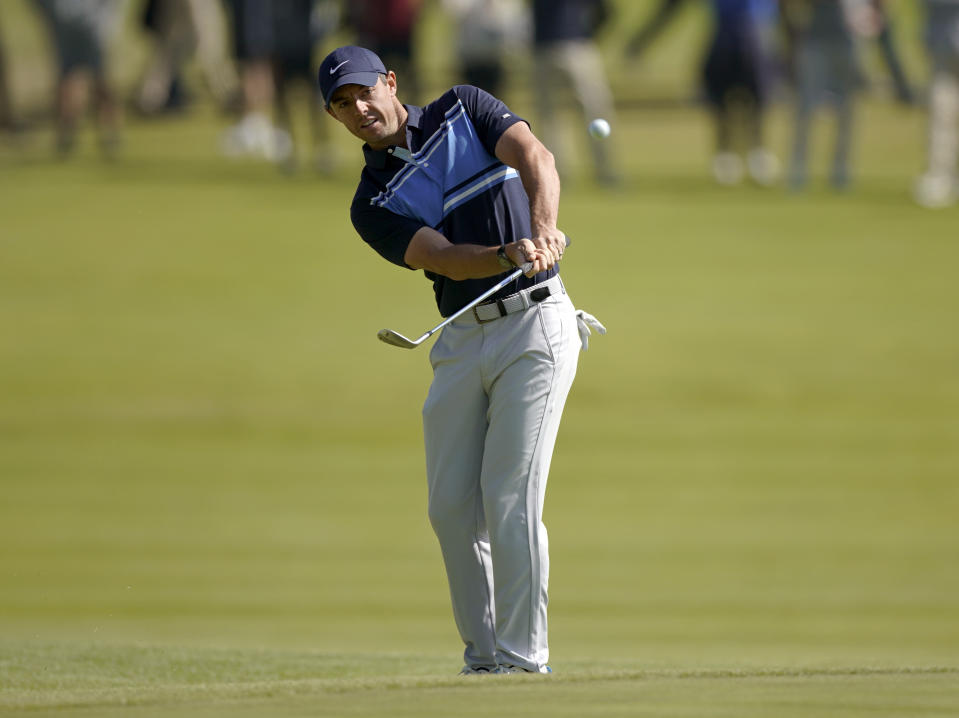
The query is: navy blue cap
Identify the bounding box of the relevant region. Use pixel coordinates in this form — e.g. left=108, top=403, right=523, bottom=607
left=319, top=46, right=387, bottom=108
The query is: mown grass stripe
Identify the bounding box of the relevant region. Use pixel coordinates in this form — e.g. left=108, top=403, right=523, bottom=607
left=4, top=663, right=958, bottom=711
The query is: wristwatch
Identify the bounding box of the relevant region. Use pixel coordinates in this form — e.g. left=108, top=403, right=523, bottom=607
left=497, top=245, right=516, bottom=270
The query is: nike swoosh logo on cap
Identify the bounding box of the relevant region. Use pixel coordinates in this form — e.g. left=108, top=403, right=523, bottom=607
left=330, top=60, right=349, bottom=74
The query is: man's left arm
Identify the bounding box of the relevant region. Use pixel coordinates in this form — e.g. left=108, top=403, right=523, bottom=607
left=494, top=122, right=566, bottom=265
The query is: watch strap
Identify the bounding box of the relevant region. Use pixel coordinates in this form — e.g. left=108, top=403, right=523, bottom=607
left=497, top=245, right=516, bottom=269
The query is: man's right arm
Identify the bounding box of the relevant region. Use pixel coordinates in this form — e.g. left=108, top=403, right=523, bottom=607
left=353, top=199, right=548, bottom=279
left=403, top=227, right=548, bottom=280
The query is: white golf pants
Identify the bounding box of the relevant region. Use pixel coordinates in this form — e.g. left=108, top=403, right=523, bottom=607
left=423, top=288, right=580, bottom=672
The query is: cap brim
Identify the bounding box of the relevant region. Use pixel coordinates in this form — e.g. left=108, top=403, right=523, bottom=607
left=324, top=71, right=383, bottom=107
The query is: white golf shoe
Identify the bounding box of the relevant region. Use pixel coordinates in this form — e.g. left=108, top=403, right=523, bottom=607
left=712, top=152, right=745, bottom=186
left=495, top=664, right=552, bottom=674
left=221, top=113, right=293, bottom=164
left=914, top=173, right=958, bottom=209
left=747, top=148, right=781, bottom=187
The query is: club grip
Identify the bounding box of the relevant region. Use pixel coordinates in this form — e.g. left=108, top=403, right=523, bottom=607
left=518, top=234, right=571, bottom=274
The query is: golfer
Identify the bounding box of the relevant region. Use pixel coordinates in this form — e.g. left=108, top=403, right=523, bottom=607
left=320, top=45, right=602, bottom=675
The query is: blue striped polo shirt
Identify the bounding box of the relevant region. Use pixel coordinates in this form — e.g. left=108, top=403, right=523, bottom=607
left=350, top=85, right=558, bottom=318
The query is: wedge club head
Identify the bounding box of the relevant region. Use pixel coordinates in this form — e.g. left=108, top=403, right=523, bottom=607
left=377, top=328, right=424, bottom=349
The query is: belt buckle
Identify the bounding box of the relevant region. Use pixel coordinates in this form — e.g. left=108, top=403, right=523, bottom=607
left=473, top=299, right=506, bottom=324
left=529, top=285, right=552, bottom=303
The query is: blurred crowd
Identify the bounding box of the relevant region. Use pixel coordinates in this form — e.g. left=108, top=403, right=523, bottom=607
left=1, top=0, right=958, bottom=207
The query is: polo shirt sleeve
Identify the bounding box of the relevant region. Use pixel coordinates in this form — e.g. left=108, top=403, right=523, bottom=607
left=453, top=85, right=528, bottom=157
left=351, top=197, right=423, bottom=269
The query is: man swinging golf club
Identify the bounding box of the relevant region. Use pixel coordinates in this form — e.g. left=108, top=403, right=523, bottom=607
left=320, top=45, right=604, bottom=675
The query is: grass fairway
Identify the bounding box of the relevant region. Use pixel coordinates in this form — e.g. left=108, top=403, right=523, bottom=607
left=4, top=645, right=957, bottom=718
left=2, top=23, right=959, bottom=715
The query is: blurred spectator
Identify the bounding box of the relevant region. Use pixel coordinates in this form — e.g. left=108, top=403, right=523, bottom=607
left=441, top=0, right=529, bottom=97
left=0, top=12, right=23, bottom=134
left=306, top=0, right=343, bottom=173
left=345, top=0, right=424, bottom=105
left=782, top=0, right=878, bottom=191
left=914, top=0, right=959, bottom=208
left=532, top=0, right=621, bottom=186
left=221, top=0, right=291, bottom=163
left=627, top=0, right=781, bottom=187
left=0, top=12, right=18, bottom=132
left=133, top=0, right=238, bottom=117
left=282, top=0, right=341, bottom=173
left=31, top=0, right=125, bottom=158
left=222, top=0, right=339, bottom=169
left=873, top=0, right=915, bottom=105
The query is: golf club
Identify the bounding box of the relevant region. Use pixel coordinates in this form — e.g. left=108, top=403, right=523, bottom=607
left=378, top=235, right=571, bottom=349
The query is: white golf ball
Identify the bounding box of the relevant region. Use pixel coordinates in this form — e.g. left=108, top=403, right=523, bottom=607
left=588, top=118, right=611, bottom=139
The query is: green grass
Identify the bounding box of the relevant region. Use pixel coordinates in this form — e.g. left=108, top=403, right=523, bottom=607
left=4, top=643, right=958, bottom=717
left=2, top=2, right=958, bottom=714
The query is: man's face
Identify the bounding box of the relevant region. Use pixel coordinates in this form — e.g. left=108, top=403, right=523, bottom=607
left=326, top=74, right=404, bottom=150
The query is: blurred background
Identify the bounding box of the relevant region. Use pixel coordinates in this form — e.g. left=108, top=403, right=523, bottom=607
left=0, top=0, right=946, bottom=189
left=1, top=1, right=957, bottom=713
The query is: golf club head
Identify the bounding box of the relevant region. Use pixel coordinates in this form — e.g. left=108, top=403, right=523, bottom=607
left=377, top=328, right=420, bottom=349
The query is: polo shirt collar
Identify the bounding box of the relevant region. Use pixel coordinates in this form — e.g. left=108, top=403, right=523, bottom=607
left=362, top=104, right=422, bottom=169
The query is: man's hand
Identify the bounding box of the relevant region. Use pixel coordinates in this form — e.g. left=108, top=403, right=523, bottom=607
left=507, top=231, right=566, bottom=276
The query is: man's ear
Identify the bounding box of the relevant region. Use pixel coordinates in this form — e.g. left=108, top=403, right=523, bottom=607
left=385, top=71, right=398, bottom=96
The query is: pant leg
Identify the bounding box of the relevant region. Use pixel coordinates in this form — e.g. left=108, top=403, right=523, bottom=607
left=480, top=293, right=580, bottom=671
left=789, top=45, right=820, bottom=188
left=555, top=40, right=619, bottom=183
left=830, top=44, right=860, bottom=188
left=831, top=91, right=854, bottom=188
left=532, top=46, right=567, bottom=177
left=926, top=66, right=959, bottom=180
left=423, top=321, right=497, bottom=669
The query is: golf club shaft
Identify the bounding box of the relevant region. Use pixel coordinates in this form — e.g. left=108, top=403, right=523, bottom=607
left=410, top=233, right=572, bottom=343
left=379, top=235, right=571, bottom=348
left=413, top=264, right=529, bottom=343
